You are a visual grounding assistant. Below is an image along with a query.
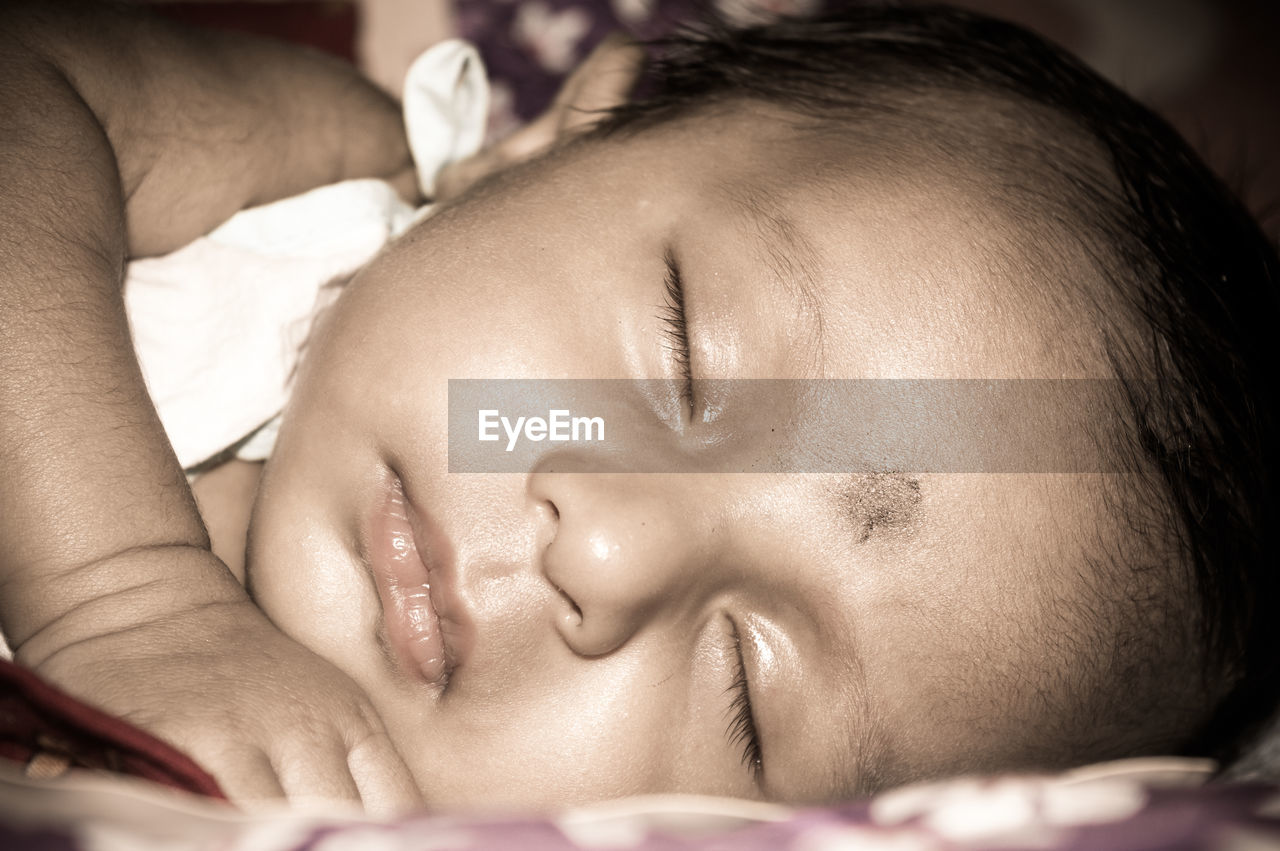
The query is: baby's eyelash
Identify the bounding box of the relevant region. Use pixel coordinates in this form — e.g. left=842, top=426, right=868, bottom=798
left=727, top=625, right=764, bottom=784
left=658, top=250, right=694, bottom=416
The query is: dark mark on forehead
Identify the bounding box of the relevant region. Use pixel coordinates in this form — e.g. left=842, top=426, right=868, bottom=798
left=835, top=473, right=923, bottom=543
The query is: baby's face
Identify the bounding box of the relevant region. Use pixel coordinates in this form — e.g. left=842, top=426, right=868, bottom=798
left=247, top=106, right=1145, bottom=809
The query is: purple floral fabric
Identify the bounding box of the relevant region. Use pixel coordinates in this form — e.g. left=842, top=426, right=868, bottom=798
left=455, top=0, right=825, bottom=137
left=6, top=765, right=1280, bottom=850
left=278, top=779, right=1280, bottom=850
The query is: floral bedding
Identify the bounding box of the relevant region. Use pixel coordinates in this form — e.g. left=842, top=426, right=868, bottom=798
left=5, top=657, right=1278, bottom=849
left=5, top=755, right=1280, bottom=850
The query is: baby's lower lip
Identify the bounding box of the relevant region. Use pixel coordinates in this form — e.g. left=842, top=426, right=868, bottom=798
left=368, top=474, right=450, bottom=686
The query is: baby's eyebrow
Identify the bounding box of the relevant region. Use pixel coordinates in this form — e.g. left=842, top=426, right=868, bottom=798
left=722, top=186, right=827, bottom=373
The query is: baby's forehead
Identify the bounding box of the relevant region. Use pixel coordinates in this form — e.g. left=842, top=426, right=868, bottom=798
left=683, top=127, right=1118, bottom=382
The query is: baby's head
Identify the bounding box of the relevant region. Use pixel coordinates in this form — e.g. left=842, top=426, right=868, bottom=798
left=244, top=4, right=1280, bottom=810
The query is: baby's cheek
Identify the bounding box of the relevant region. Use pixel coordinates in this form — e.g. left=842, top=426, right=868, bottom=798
left=408, top=654, right=679, bottom=809
left=856, top=475, right=1111, bottom=774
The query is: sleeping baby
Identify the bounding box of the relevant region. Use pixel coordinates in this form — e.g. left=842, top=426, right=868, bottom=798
left=1, top=0, right=1277, bottom=815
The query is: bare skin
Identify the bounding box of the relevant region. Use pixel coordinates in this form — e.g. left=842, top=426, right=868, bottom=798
left=1, top=0, right=1207, bottom=814
left=0, top=0, right=430, bottom=811
left=243, top=107, right=1205, bottom=809
left=0, top=0, right=642, bottom=811
left=190, top=461, right=262, bottom=584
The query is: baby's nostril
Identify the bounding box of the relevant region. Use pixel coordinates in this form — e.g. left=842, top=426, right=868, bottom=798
left=551, top=582, right=582, bottom=624
left=564, top=593, right=582, bottom=624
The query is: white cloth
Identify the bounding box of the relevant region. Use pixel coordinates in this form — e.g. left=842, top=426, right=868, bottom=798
left=125, top=40, right=489, bottom=470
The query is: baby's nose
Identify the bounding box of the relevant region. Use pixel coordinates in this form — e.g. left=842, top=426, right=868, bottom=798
left=529, top=465, right=716, bottom=658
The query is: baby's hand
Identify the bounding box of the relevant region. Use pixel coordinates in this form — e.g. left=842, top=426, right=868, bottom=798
left=22, top=557, right=421, bottom=815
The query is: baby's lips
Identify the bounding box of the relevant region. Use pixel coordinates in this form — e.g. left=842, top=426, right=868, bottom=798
left=396, top=585, right=449, bottom=685
left=401, top=475, right=475, bottom=678
left=369, top=473, right=467, bottom=687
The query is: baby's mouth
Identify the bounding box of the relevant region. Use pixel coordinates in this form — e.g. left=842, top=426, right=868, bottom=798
left=366, top=472, right=468, bottom=688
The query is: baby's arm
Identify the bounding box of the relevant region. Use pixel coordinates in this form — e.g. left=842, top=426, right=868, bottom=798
left=0, top=1, right=419, bottom=810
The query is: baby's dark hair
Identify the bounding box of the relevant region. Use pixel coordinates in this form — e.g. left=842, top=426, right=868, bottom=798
left=596, top=3, right=1280, bottom=768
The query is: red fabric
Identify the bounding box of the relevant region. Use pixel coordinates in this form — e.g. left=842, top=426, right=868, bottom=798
left=147, top=2, right=359, bottom=65
left=0, top=658, right=226, bottom=800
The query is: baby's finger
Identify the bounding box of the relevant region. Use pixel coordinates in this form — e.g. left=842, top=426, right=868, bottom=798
left=215, top=750, right=287, bottom=810
left=347, top=728, right=425, bottom=816
left=559, top=33, right=646, bottom=132
left=432, top=34, right=644, bottom=203
left=273, top=740, right=363, bottom=808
